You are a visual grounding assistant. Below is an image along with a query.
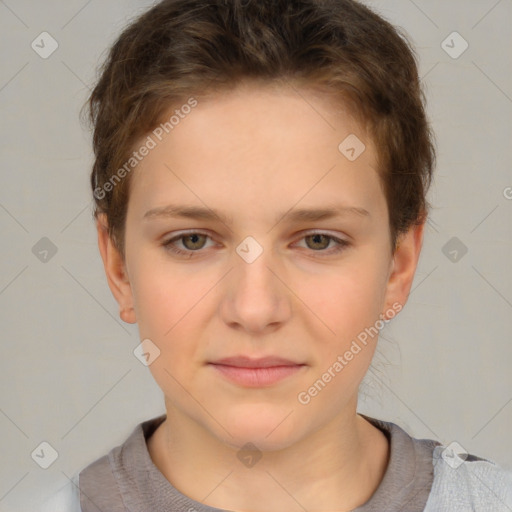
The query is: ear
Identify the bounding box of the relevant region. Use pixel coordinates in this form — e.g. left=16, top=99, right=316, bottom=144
left=96, top=214, right=137, bottom=324
left=382, top=220, right=425, bottom=317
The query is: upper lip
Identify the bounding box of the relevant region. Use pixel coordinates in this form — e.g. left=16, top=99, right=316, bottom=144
left=210, top=356, right=303, bottom=368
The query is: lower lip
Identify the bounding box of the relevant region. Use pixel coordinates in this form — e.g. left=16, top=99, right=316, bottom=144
left=209, top=364, right=305, bottom=387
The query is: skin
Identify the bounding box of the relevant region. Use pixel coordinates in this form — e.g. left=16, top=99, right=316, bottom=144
left=97, top=81, right=425, bottom=512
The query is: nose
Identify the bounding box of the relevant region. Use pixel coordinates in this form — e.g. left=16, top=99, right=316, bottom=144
left=219, top=240, right=292, bottom=334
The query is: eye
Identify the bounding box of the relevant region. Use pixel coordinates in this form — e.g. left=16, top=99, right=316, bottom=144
left=161, top=230, right=351, bottom=258
left=295, top=232, right=350, bottom=255
left=162, top=231, right=214, bottom=257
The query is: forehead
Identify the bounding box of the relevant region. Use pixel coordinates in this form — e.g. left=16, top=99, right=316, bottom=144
left=129, top=82, right=385, bottom=221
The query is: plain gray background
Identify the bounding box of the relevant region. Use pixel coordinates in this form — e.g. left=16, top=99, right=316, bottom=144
left=0, top=0, right=511, bottom=510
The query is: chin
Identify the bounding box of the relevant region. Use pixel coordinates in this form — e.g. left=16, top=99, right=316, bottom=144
left=212, top=405, right=305, bottom=452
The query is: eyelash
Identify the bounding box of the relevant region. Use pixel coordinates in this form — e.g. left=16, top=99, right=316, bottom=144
left=161, top=230, right=351, bottom=258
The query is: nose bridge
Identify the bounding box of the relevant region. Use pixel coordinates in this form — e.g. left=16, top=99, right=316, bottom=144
left=234, top=234, right=279, bottom=296
left=221, top=234, right=291, bottom=331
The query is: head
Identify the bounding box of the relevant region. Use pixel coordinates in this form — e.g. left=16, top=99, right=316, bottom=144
left=82, top=0, right=435, bottom=450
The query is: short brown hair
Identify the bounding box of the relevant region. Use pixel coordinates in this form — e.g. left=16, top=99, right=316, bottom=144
left=81, top=0, right=436, bottom=258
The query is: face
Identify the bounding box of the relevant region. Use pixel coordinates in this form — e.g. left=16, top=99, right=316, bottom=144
left=99, top=82, right=423, bottom=451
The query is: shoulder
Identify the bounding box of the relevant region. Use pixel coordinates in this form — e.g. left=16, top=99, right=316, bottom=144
left=363, top=414, right=512, bottom=511
left=424, top=445, right=512, bottom=511
left=78, top=451, right=128, bottom=511
left=40, top=452, right=126, bottom=512
left=74, top=415, right=165, bottom=509
left=38, top=414, right=165, bottom=511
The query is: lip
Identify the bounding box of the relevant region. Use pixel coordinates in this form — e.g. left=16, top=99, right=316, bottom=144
left=211, top=356, right=302, bottom=368
left=208, top=356, right=306, bottom=387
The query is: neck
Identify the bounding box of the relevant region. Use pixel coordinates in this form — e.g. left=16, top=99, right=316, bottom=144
left=147, top=403, right=389, bottom=512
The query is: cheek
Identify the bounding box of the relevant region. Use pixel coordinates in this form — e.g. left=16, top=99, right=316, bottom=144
left=295, top=256, right=390, bottom=392
left=131, top=269, right=206, bottom=395
left=303, top=258, right=387, bottom=336
left=293, top=262, right=388, bottom=409
left=130, top=256, right=214, bottom=363
left=129, top=246, right=193, bottom=331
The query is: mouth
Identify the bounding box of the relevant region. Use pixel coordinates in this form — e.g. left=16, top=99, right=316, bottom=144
left=208, top=356, right=306, bottom=387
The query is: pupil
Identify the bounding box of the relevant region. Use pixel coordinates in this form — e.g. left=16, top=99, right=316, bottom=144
left=185, top=234, right=203, bottom=250
left=310, top=234, right=327, bottom=249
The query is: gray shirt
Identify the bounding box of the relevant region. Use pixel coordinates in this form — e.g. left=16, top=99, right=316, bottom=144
left=77, top=413, right=441, bottom=511
left=42, top=413, right=512, bottom=511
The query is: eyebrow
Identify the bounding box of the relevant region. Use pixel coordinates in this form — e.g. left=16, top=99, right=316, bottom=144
left=143, top=203, right=371, bottom=225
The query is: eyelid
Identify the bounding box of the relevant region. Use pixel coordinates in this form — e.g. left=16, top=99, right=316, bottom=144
left=161, top=229, right=217, bottom=255
left=298, top=228, right=348, bottom=239
left=162, top=229, right=216, bottom=246
left=292, top=229, right=350, bottom=250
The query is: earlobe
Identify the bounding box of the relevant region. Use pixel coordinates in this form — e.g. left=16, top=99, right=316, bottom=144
left=120, top=306, right=136, bottom=324
left=382, top=221, right=425, bottom=315
left=96, top=214, right=137, bottom=324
